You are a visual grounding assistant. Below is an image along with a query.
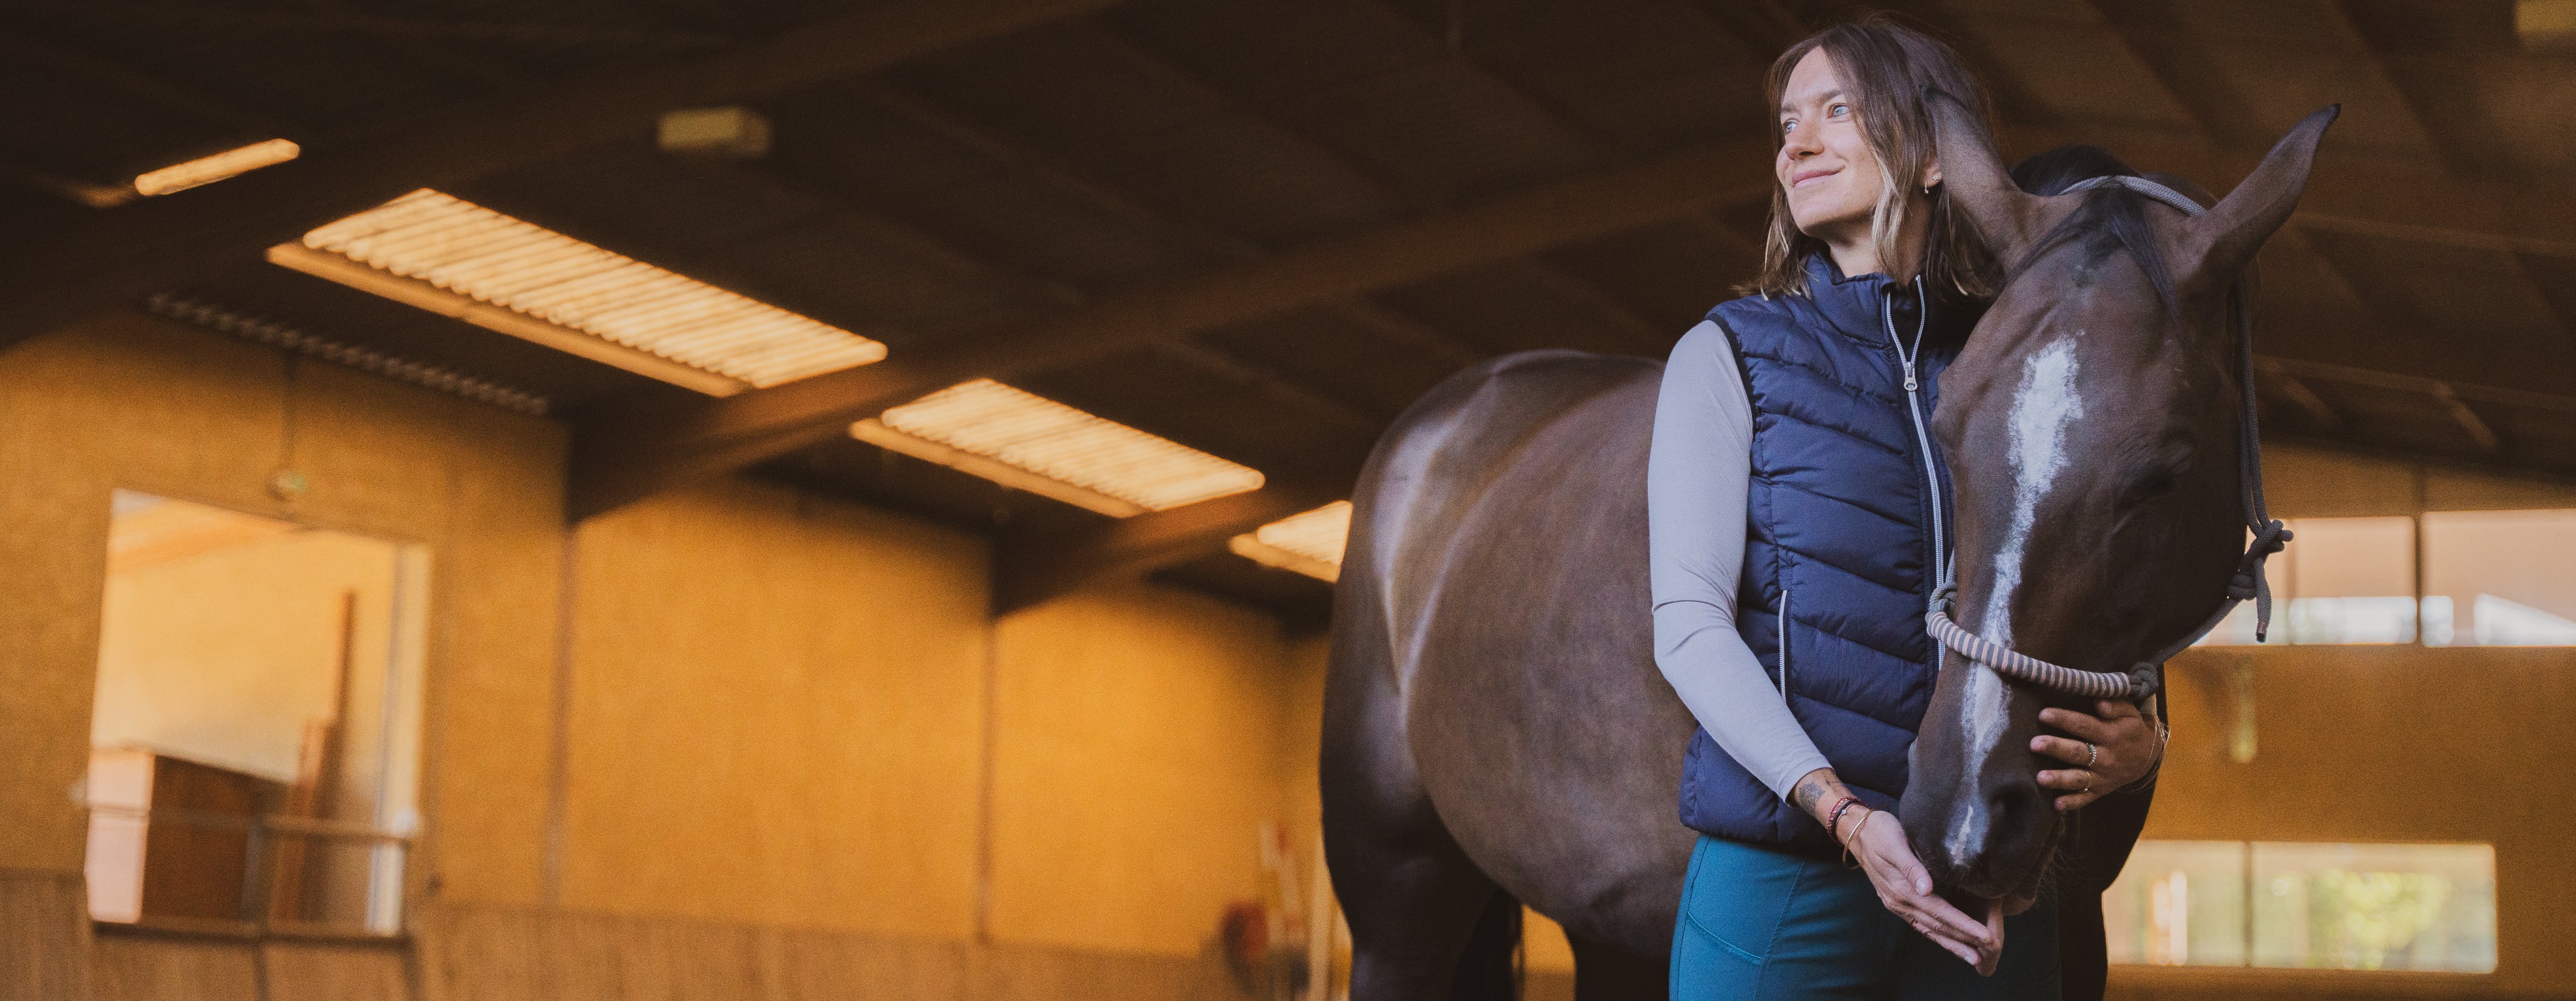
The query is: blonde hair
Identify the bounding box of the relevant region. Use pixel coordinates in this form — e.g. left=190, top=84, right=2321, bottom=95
left=1738, top=16, right=2002, bottom=300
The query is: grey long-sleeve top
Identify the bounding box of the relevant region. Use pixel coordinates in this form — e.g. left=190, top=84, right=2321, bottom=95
left=1647, top=321, right=1832, bottom=800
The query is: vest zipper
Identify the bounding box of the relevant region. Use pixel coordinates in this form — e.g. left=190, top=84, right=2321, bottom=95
left=1776, top=587, right=1791, bottom=703
left=1885, top=277, right=1950, bottom=603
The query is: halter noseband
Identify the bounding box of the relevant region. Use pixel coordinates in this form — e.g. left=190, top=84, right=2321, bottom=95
left=1922, top=174, right=2289, bottom=703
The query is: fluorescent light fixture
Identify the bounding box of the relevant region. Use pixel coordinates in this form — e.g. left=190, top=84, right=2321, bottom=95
left=275, top=190, right=885, bottom=396
left=1229, top=500, right=1352, bottom=582
left=133, top=139, right=300, bottom=196
left=658, top=106, right=771, bottom=159
left=853, top=379, right=1265, bottom=517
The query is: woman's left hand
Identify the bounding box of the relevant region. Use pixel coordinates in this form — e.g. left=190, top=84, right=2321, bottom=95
left=2030, top=699, right=2160, bottom=811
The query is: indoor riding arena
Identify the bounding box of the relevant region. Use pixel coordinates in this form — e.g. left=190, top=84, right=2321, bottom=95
left=1, top=1, right=2568, bottom=1000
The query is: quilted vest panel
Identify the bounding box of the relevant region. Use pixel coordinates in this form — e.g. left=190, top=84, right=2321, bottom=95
left=1677, top=256, right=1965, bottom=851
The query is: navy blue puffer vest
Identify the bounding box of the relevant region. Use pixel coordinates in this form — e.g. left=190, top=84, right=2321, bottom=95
left=1677, top=255, right=1971, bottom=851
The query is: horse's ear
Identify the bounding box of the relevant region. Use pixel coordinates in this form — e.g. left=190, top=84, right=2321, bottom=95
left=2184, top=104, right=2339, bottom=287
left=1923, top=84, right=2054, bottom=263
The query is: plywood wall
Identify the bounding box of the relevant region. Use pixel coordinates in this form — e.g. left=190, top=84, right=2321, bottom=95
left=1, top=312, right=1333, bottom=998
left=0, top=310, right=567, bottom=970
left=988, top=583, right=1293, bottom=956
left=554, top=478, right=988, bottom=937
left=2107, top=444, right=2576, bottom=1000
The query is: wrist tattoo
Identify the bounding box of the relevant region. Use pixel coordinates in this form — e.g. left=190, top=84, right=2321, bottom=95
left=1790, top=773, right=1853, bottom=821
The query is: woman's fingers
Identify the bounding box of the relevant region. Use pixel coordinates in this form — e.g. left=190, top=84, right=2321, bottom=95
left=2037, top=771, right=2103, bottom=811
left=2094, top=698, right=2141, bottom=721
left=2035, top=705, right=2117, bottom=743
left=2029, top=734, right=2098, bottom=766
left=1901, top=885, right=1994, bottom=946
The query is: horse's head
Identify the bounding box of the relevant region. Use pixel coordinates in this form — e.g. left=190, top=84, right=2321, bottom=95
left=1896, top=94, right=2338, bottom=907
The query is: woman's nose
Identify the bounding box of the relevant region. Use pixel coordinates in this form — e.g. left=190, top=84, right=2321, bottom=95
left=1781, top=122, right=1821, bottom=160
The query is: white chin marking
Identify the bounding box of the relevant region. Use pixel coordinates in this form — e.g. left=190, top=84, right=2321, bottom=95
left=1947, top=337, right=2085, bottom=868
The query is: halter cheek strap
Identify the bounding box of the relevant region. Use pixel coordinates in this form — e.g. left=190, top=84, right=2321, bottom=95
left=1922, top=174, right=2289, bottom=703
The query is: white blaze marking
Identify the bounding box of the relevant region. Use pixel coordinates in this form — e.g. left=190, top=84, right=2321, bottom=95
left=1948, top=337, right=2085, bottom=866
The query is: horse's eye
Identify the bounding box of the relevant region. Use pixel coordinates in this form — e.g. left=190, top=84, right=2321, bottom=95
left=2122, top=464, right=2187, bottom=506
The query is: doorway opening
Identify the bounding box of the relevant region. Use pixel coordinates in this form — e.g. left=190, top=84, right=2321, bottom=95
left=83, top=490, right=429, bottom=937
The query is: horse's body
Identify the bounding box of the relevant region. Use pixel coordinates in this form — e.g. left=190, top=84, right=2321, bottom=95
left=1316, top=348, right=2152, bottom=1000
left=1321, top=104, right=2336, bottom=1000
left=1320, top=350, right=1688, bottom=997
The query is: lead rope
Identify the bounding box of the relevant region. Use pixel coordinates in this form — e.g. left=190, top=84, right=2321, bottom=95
left=1923, top=174, right=2289, bottom=703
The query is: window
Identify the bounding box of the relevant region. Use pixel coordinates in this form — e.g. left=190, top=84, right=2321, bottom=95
left=2199, top=516, right=2416, bottom=645
left=2198, top=509, right=2576, bottom=647
left=83, top=492, right=428, bottom=935
left=2421, top=511, right=2576, bottom=646
left=2105, top=840, right=2497, bottom=973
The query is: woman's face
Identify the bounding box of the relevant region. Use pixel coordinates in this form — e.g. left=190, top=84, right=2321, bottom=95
left=1776, top=48, right=1888, bottom=246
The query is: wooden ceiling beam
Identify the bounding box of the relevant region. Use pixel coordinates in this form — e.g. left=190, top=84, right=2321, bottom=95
left=1151, top=341, right=1386, bottom=435
left=2251, top=355, right=2576, bottom=417
left=990, top=477, right=1351, bottom=613
left=2427, top=383, right=2505, bottom=455
left=2261, top=372, right=2344, bottom=433
left=0, top=30, right=278, bottom=137
left=1072, top=18, right=1444, bottom=213
left=566, top=137, right=1780, bottom=520
left=1363, top=0, right=1624, bottom=158
left=0, top=0, right=1139, bottom=350
left=1517, top=260, right=1672, bottom=350
left=1326, top=300, right=1487, bottom=370
left=2313, top=0, right=2456, bottom=169
left=861, top=81, right=1260, bottom=266
left=1679, top=0, right=1812, bottom=58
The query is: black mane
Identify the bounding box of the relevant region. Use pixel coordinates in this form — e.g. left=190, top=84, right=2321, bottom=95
left=2007, top=143, right=2182, bottom=317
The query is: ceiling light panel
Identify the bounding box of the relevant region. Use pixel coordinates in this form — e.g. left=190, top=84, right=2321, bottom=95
left=1229, top=501, right=1352, bottom=582
left=863, top=379, right=1265, bottom=516
left=290, top=190, right=884, bottom=392
left=133, top=139, right=300, bottom=196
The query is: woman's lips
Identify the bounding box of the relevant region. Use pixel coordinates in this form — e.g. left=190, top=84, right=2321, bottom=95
left=1791, top=168, right=1838, bottom=188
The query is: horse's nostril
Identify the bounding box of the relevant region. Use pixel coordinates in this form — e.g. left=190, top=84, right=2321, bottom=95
left=1986, top=780, right=2045, bottom=851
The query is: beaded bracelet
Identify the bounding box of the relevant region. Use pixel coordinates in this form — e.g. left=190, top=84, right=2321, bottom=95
left=1825, top=795, right=1864, bottom=842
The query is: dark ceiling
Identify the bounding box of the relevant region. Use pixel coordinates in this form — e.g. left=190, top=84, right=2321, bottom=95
left=4, top=0, right=2571, bottom=625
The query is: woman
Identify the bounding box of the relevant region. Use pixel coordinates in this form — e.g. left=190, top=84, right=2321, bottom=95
left=1647, top=18, right=2163, bottom=998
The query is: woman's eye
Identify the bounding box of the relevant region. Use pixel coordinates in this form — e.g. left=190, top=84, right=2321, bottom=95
left=1781, top=118, right=1796, bottom=135
left=1828, top=103, right=1850, bottom=118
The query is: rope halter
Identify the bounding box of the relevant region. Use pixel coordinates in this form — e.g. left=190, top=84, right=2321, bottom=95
left=1920, top=174, right=2289, bottom=704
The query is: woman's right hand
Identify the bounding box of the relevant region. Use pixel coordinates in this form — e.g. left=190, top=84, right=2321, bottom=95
left=1841, top=808, right=2003, bottom=975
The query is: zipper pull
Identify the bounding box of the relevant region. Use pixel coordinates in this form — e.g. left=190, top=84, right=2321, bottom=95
left=1901, top=360, right=1918, bottom=393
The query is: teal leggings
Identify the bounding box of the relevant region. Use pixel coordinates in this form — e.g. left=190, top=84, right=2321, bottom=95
left=1669, top=835, right=2060, bottom=1000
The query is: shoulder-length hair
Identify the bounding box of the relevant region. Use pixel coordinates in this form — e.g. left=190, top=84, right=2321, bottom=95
left=1738, top=16, right=2002, bottom=301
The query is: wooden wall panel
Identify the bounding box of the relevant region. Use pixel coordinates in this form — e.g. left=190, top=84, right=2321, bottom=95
left=415, top=905, right=1250, bottom=1001
left=989, top=584, right=1293, bottom=957
left=2143, top=644, right=2574, bottom=997
left=557, top=479, right=987, bottom=937
left=0, top=870, right=90, bottom=1001
left=262, top=942, right=409, bottom=1001
left=88, top=938, right=257, bottom=1001
left=0, top=313, right=566, bottom=997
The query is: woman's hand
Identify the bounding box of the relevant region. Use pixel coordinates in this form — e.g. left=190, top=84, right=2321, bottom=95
left=1793, top=768, right=2000, bottom=974
left=1843, top=808, right=2003, bottom=975
left=2032, top=699, right=2162, bottom=811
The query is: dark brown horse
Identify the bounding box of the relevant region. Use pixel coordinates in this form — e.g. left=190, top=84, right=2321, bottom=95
left=1318, top=104, right=2337, bottom=999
